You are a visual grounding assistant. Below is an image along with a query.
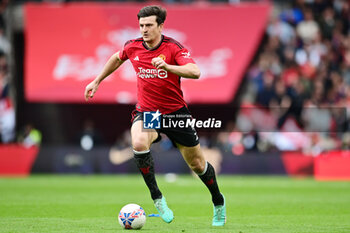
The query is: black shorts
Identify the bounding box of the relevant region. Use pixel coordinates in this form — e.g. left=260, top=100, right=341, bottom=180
left=131, top=106, right=199, bottom=147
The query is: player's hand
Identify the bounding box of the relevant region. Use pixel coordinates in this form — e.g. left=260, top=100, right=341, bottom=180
left=152, top=57, right=168, bottom=70
left=84, top=80, right=99, bottom=101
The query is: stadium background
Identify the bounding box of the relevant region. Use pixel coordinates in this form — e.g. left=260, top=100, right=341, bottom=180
left=1, top=1, right=350, bottom=232
left=0, top=1, right=350, bottom=178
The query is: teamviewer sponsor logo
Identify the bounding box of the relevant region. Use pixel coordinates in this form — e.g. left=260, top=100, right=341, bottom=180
left=137, top=67, right=168, bottom=79
left=143, top=110, right=162, bottom=129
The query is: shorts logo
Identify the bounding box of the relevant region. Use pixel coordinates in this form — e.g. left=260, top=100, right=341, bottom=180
left=143, top=110, right=162, bottom=129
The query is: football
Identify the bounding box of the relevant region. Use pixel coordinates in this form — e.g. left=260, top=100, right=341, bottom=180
left=118, top=203, right=146, bottom=229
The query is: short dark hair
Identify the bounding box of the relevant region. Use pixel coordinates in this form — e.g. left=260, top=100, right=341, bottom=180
left=137, top=5, right=167, bottom=25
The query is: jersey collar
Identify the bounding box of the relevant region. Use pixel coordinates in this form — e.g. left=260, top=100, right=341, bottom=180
left=142, top=35, right=164, bottom=51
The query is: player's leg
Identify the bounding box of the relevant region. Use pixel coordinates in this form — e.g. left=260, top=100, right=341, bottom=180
left=177, top=143, right=224, bottom=205
left=131, top=119, right=174, bottom=223
left=162, top=106, right=225, bottom=213
left=131, top=119, right=161, bottom=199
left=177, top=143, right=226, bottom=226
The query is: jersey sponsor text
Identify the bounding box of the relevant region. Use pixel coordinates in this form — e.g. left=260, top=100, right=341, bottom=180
left=137, top=67, right=168, bottom=79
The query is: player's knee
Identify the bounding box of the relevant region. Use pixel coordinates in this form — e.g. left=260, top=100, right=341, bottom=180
left=132, top=137, right=149, bottom=152
left=189, top=158, right=205, bottom=174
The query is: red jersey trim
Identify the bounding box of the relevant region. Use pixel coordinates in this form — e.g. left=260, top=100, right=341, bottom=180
left=124, top=37, right=143, bottom=46
left=163, top=37, right=184, bottom=49
left=125, top=35, right=185, bottom=51
left=142, top=35, right=164, bottom=51
left=124, top=40, right=133, bottom=47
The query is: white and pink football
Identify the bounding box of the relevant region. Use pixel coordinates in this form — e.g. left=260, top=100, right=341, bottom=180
left=118, top=203, right=146, bottom=229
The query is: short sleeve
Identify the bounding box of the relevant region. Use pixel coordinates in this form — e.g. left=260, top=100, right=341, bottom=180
left=174, top=47, right=196, bottom=66
left=119, top=40, right=132, bottom=61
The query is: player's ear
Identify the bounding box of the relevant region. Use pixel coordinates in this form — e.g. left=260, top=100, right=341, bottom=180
left=158, top=23, right=164, bottom=32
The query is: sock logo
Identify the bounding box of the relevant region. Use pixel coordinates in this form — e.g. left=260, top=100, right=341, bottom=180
left=206, top=178, right=214, bottom=186
left=140, top=166, right=150, bottom=175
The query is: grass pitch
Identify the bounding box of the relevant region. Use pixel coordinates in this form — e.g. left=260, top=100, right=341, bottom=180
left=0, top=175, right=350, bottom=233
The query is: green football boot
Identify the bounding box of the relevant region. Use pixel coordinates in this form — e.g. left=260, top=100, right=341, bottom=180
left=212, top=194, right=226, bottom=226
left=154, top=196, right=174, bottom=223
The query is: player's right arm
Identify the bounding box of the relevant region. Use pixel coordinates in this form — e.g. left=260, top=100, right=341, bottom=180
left=84, top=51, right=125, bottom=101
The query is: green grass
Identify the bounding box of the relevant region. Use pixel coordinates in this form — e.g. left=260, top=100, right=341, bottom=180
left=0, top=175, right=350, bottom=233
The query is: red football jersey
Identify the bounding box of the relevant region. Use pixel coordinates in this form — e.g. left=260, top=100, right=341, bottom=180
left=119, top=35, right=196, bottom=114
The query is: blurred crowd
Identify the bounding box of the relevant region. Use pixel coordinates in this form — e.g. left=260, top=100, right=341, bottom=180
left=223, top=0, right=350, bottom=155
left=0, top=0, right=14, bottom=144
left=0, top=0, right=43, bottom=147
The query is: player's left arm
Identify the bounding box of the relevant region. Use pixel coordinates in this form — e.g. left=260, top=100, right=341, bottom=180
left=152, top=58, right=200, bottom=79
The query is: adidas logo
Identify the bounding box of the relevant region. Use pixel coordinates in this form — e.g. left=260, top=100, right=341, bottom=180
left=134, top=56, right=139, bottom=61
